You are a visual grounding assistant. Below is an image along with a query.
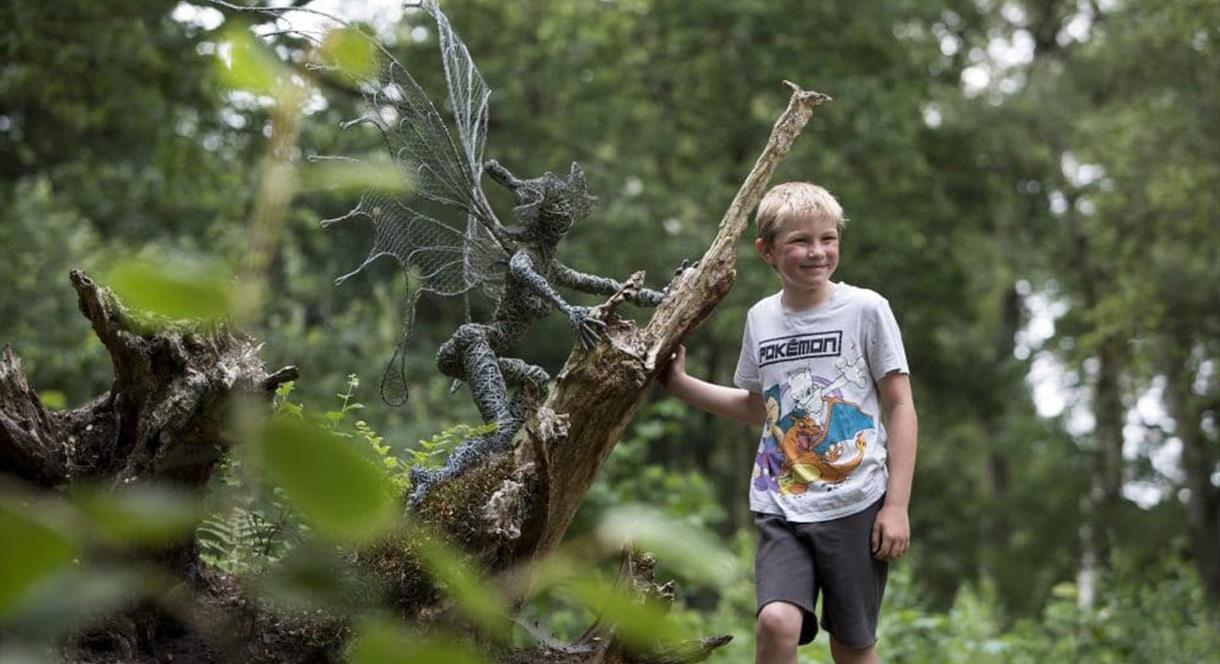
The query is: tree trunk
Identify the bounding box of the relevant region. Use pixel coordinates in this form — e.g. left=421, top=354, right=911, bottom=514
left=1089, top=336, right=1126, bottom=552
left=980, top=282, right=1018, bottom=584
left=1162, top=329, right=1220, bottom=602
left=0, top=84, right=829, bottom=662
left=1065, top=198, right=1126, bottom=579
left=0, top=271, right=299, bottom=498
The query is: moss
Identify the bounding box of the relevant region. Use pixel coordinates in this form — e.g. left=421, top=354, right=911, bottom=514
left=355, top=453, right=531, bottom=616
left=417, top=453, right=518, bottom=547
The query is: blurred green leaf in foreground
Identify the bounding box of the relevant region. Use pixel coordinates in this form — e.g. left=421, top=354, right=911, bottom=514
left=0, top=498, right=79, bottom=618
left=319, top=27, right=379, bottom=82
left=107, top=259, right=234, bottom=322
left=256, top=418, right=397, bottom=542
left=74, top=484, right=203, bottom=547
left=347, top=618, right=486, bottom=664
left=215, top=23, right=289, bottom=96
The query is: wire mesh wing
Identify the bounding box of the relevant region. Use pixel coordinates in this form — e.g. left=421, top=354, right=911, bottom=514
left=430, top=0, right=507, bottom=305
left=320, top=2, right=510, bottom=404
left=434, top=1, right=490, bottom=184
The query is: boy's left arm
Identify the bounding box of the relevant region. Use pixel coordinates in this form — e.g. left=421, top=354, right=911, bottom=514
left=873, top=371, right=918, bottom=562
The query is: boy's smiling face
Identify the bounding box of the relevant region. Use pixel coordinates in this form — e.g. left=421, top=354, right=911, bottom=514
left=755, top=214, right=840, bottom=297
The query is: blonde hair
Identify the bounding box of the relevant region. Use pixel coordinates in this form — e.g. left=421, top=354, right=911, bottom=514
left=755, top=182, right=845, bottom=246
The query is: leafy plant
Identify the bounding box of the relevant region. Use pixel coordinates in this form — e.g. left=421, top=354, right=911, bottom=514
left=197, top=454, right=306, bottom=575
left=197, top=374, right=501, bottom=573
left=406, top=422, right=499, bottom=472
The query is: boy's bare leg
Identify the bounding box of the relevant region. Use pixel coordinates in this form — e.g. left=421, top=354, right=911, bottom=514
left=829, top=635, right=878, bottom=664
left=756, top=601, right=802, bottom=664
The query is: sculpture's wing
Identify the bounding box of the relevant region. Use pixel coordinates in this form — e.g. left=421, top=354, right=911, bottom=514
left=318, top=2, right=510, bottom=404
left=430, top=0, right=508, bottom=303
left=324, top=193, right=504, bottom=299
left=434, top=0, right=489, bottom=193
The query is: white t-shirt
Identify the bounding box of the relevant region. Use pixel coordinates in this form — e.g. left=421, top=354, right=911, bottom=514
left=733, top=283, right=910, bottom=522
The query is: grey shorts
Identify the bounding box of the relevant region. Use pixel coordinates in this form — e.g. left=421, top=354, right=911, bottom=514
left=754, top=497, right=888, bottom=648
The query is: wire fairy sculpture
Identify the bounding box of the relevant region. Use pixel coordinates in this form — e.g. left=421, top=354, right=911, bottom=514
left=316, top=1, right=673, bottom=502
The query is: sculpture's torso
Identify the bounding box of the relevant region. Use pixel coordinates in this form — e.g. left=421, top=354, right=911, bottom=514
left=488, top=246, right=558, bottom=353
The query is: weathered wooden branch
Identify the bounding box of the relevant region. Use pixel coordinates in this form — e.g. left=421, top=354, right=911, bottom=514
left=531, top=81, right=830, bottom=558
left=0, top=270, right=298, bottom=493
left=1, top=345, right=68, bottom=485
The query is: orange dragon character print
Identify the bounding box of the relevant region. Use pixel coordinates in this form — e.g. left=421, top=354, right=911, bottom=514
left=754, top=356, right=877, bottom=495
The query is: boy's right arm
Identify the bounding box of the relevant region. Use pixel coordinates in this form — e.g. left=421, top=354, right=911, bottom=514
left=660, top=345, right=767, bottom=427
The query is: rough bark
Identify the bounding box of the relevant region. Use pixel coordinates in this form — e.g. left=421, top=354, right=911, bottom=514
left=1, top=270, right=304, bottom=660
left=1, top=270, right=299, bottom=495
left=1, top=82, right=829, bottom=662
left=0, top=345, right=68, bottom=485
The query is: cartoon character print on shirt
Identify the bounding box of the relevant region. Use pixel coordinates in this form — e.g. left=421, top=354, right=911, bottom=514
left=752, top=355, right=876, bottom=495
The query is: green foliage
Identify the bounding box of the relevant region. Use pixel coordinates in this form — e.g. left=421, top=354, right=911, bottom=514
left=0, top=499, right=78, bottom=618
left=200, top=376, right=381, bottom=572
left=197, top=374, right=497, bottom=576
left=321, top=373, right=367, bottom=431
left=197, top=453, right=306, bottom=575
left=578, top=398, right=727, bottom=532
left=298, top=153, right=410, bottom=195
left=106, top=258, right=234, bottom=323
left=249, top=542, right=377, bottom=616
left=215, top=22, right=290, bottom=96
left=596, top=504, right=738, bottom=586
left=0, top=178, right=111, bottom=405
left=0, top=493, right=183, bottom=641
left=874, top=558, right=1220, bottom=664
left=560, top=574, right=694, bottom=651
left=73, top=485, right=202, bottom=547
left=407, top=421, right=499, bottom=471
left=408, top=524, right=512, bottom=641
left=318, top=27, right=379, bottom=83
left=346, top=619, right=486, bottom=664
left=197, top=375, right=736, bottom=654
left=261, top=417, right=395, bottom=541
left=667, top=535, right=1220, bottom=664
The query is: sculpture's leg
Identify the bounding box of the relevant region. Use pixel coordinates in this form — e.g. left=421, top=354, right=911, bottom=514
left=498, top=357, right=549, bottom=394
left=436, top=324, right=517, bottom=422
left=412, top=324, right=521, bottom=504
left=498, top=357, right=550, bottom=434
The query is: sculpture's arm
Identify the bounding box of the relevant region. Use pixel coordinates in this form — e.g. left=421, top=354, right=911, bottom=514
left=485, top=159, right=524, bottom=190
left=552, top=261, right=666, bottom=307
left=509, top=251, right=606, bottom=349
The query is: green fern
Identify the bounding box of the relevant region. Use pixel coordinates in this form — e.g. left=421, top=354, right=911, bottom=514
left=197, top=373, right=504, bottom=573
left=197, top=455, right=302, bottom=574
left=408, top=422, right=499, bottom=470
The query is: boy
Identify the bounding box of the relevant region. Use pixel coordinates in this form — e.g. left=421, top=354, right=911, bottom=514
left=662, top=182, right=917, bottom=664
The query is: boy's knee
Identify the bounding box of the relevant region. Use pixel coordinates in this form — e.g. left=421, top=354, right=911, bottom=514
left=829, top=634, right=878, bottom=664
left=756, top=601, right=803, bottom=644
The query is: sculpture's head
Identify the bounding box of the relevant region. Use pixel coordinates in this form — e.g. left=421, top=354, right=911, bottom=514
left=510, top=162, right=597, bottom=241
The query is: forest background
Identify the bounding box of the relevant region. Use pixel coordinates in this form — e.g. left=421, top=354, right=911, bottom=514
left=2, top=0, right=1218, bottom=662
